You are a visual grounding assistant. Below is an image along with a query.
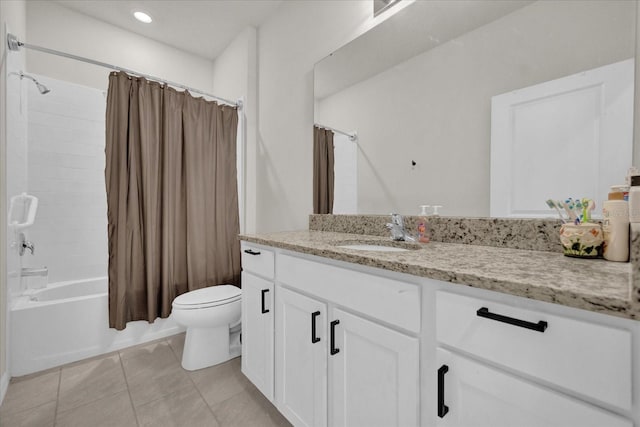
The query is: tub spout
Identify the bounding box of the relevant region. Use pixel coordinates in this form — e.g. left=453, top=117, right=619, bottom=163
left=21, top=267, right=48, bottom=277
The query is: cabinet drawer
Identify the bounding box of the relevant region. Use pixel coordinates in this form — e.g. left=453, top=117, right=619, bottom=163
left=435, top=291, right=631, bottom=410
left=278, top=254, right=420, bottom=333
left=241, top=242, right=274, bottom=280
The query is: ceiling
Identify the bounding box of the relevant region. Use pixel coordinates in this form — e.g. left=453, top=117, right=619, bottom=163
left=53, top=0, right=283, bottom=60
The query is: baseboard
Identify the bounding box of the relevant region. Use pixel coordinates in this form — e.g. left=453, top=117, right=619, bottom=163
left=0, top=371, right=9, bottom=406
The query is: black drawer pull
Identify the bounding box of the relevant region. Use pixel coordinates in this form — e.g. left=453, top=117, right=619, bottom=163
left=330, top=320, right=340, bottom=355
left=244, top=249, right=261, bottom=256
left=261, top=289, right=270, bottom=314
left=476, top=307, right=547, bottom=333
left=311, top=311, right=321, bottom=344
left=437, top=364, right=449, bottom=418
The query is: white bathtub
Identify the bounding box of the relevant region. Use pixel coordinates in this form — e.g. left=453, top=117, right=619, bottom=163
left=10, top=277, right=184, bottom=376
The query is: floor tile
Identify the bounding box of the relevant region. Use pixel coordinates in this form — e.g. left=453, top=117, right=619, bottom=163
left=0, top=401, right=56, bottom=427
left=136, top=385, right=219, bottom=427
left=166, top=333, right=185, bottom=361
left=189, top=357, right=250, bottom=408
left=0, top=370, right=59, bottom=416
left=119, top=338, right=173, bottom=362
left=121, top=341, right=192, bottom=407
left=55, top=390, right=137, bottom=427
left=57, top=353, right=127, bottom=413
left=210, top=385, right=291, bottom=427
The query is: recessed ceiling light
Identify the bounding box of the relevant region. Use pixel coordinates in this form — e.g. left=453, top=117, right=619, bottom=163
left=133, top=11, right=153, bottom=24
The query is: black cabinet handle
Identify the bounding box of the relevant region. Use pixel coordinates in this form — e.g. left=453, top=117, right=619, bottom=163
left=437, top=364, right=449, bottom=418
left=244, top=249, right=261, bottom=256
left=330, top=320, right=340, bottom=355
left=476, top=307, right=547, bottom=333
left=311, top=311, right=321, bottom=344
left=261, top=289, right=269, bottom=314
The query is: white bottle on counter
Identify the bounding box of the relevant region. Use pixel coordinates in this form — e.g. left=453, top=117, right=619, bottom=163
left=602, top=200, right=629, bottom=262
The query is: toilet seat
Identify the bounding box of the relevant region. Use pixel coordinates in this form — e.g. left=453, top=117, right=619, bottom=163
left=172, top=285, right=241, bottom=310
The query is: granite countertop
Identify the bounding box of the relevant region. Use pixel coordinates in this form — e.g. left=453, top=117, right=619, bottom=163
left=240, top=230, right=635, bottom=321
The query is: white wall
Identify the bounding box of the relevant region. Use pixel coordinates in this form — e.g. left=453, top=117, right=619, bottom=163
left=211, top=27, right=258, bottom=233
left=0, top=0, right=27, bottom=398
left=25, top=1, right=215, bottom=92
left=256, top=0, right=400, bottom=232
left=316, top=0, right=636, bottom=216
left=25, top=75, right=107, bottom=283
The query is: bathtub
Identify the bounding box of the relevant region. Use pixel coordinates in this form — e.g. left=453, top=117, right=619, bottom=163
left=10, top=277, right=184, bottom=376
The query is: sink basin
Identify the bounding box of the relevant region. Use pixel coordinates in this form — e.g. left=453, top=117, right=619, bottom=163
left=337, top=244, right=410, bottom=252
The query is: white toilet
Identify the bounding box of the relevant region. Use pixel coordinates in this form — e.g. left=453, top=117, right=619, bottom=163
left=171, top=284, right=242, bottom=371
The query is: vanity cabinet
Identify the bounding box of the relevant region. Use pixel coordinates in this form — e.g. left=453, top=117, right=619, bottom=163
left=434, top=291, right=633, bottom=427
left=239, top=241, right=638, bottom=427
left=275, top=254, right=420, bottom=427
left=240, top=242, right=275, bottom=401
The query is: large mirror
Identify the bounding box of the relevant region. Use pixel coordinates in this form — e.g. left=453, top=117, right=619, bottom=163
left=314, top=0, right=636, bottom=217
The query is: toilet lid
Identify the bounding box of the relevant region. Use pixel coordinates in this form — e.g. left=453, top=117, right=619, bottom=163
left=172, top=285, right=241, bottom=309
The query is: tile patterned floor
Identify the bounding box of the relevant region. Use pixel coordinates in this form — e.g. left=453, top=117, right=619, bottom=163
left=0, top=333, right=292, bottom=427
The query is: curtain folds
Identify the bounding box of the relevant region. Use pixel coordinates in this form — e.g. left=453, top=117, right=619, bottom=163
left=313, top=126, right=335, bottom=214
left=105, top=71, right=240, bottom=331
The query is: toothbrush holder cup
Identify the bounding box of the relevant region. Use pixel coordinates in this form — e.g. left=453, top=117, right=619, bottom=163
left=559, top=222, right=604, bottom=258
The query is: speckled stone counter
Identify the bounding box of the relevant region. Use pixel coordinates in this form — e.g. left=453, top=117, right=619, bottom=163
left=309, top=214, right=563, bottom=252
left=240, top=230, right=636, bottom=321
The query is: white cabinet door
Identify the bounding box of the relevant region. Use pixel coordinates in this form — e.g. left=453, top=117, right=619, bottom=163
left=276, top=287, right=328, bottom=427
left=241, top=272, right=274, bottom=401
left=330, top=308, right=419, bottom=427
left=435, top=348, right=632, bottom=427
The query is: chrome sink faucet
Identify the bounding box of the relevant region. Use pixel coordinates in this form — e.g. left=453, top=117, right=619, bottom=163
left=386, top=214, right=415, bottom=242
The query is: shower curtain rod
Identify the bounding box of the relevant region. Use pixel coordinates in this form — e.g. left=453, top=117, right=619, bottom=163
left=6, top=33, right=241, bottom=108
left=315, top=123, right=357, bottom=142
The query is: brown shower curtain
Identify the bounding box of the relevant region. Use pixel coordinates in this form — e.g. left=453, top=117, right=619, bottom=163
left=105, top=71, right=240, bottom=331
left=313, top=126, right=334, bottom=214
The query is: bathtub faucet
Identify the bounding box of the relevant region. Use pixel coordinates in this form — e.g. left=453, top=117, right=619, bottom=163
left=18, top=232, right=35, bottom=256
left=21, top=267, right=47, bottom=277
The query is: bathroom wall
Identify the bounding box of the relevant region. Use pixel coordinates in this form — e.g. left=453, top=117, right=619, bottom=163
left=25, top=1, right=215, bottom=93
left=24, top=75, right=107, bottom=283
left=255, top=0, right=416, bottom=232
left=211, top=27, right=258, bottom=234
left=315, top=0, right=635, bottom=216
left=256, top=0, right=387, bottom=232
left=0, top=0, right=27, bottom=399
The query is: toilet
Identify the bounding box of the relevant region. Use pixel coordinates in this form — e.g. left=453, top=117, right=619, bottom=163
left=171, top=284, right=242, bottom=371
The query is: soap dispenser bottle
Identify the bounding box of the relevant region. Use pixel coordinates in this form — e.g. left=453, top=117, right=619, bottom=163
left=416, top=205, right=431, bottom=243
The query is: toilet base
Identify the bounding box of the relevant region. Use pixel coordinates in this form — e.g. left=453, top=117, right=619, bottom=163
left=181, top=326, right=241, bottom=371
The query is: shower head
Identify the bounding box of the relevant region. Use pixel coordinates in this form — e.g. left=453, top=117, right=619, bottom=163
left=34, top=81, right=50, bottom=95
left=15, top=72, right=51, bottom=95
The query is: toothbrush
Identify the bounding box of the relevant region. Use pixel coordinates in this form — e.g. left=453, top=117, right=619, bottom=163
left=546, top=199, right=566, bottom=222
left=583, top=199, right=595, bottom=222
left=562, top=200, right=578, bottom=223
left=574, top=199, right=584, bottom=222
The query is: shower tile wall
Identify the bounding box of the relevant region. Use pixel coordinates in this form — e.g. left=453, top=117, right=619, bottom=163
left=6, top=55, right=29, bottom=297
left=25, top=75, right=107, bottom=284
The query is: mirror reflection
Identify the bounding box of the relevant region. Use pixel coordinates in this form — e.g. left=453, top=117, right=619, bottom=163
left=313, top=0, right=636, bottom=217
